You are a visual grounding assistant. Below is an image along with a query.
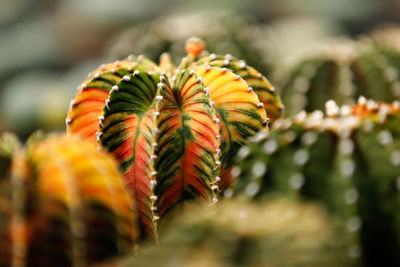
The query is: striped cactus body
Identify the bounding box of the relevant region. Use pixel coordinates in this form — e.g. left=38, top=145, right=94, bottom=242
left=234, top=98, right=400, bottom=266
left=191, top=53, right=284, bottom=123
left=66, top=39, right=275, bottom=239
left=0, top=133, right=136, bottom=266
left=279, top=27, right=400, bottom=116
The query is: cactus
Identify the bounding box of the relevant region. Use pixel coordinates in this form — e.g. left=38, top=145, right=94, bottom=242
left=277, top=39, right=359, bottom=116
left=106, top=13, right=270, bottom=76
left=66, top=38, right=280, bottom=240
left=353, top=24, right=400, bottom=101
left=278, top=27, right=400, bottom=116
left=0, top=133, right=136, bottom=266
left=122, top=198, right=350, bottom=267
left=233, top=98, right=400, bottom=266
left=0, top=133, right=20, bottom=266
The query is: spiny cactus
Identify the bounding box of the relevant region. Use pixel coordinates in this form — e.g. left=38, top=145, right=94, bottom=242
left=277, top=39, right=359, bottom=116
left=0, top=133, right=136, bottom=266
left=66, top=39, right=281, bottom=240
left=354, top=24, right=400, bottom=101
left=233, top=98, right=400, bottom=266
left=278, top=26, right=400, bottom=116
left=122, top=198, right=350, bottom=267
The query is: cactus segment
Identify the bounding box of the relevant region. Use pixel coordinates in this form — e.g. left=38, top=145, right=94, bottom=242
left=99, top=71, right=160, bottom=239
left=154, top=70, right=219, bottom=221
left=66, top=58, right=160, bottom=143
left=194, top=65, right=268, bottom=188
left=192, top=54, right=284, bottom=123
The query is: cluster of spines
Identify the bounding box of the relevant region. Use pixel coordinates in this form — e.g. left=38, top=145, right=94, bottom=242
left=233, top=97, right=400, bottom=265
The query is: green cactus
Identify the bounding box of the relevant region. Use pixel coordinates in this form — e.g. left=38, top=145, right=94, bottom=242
left=0, top=133, right=137, bottom=266
left=66, top=39, right=282, bottom=240
left=122, top=198, right=350, bottom=267
left=233, top=98, right=400, bottom=266
left=278, top=26, right=400, bottom=116
left=277, top=39, right=359, bottom=116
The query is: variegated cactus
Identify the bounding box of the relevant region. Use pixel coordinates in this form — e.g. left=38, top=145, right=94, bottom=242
left=0, top=133, right=136, bottom=266
left=66, top=38, right=282, bottom=240
left=233, top=98, right=400, bottom=266
left=123, top=198, right=350, bottom=267
left=279, top=26, right=400, bottom=116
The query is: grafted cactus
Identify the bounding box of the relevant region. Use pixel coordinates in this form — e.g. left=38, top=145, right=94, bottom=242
left=66, top=39, right=280, bottom=239
left=279, top=26, right=400, bottom=116
left=0, top=133, right=136, bottom=266
left=233, top=98, right=400, bottom=266
left=123, top=198, right=350, bottom=267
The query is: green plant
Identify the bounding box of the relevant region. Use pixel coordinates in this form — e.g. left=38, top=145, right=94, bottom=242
left=233, top=98, right=400, bottom=266
left=106, top=12, right=271, bottom=76
left=122, top=198, right=350, bottom=267
left=278, top=26, right=400, bottom=116
left=0, top=133, right=136, bottom=266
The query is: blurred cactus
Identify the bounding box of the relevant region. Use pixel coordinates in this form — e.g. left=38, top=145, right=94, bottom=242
left=0, top=133, right=137, bottom=266
left=0, top=133, right=20, bottom=266
left=279, top=26, right=400, bottom=116
left=66, top=39, right=281, bottom=240
left=122, top=198, right=350, bottom=267
left=233, top=98, right=400, bottom=266
left=353, top=24, right=400, bottom=101
left=106, top=13, right=270, bottom=75
left=277, top=39, right=359, bottom=116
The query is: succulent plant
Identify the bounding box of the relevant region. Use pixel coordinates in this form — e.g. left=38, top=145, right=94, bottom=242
left=0, top=132, right=20, bottom=266
left=278, top=27, right=400, bottom=116
left=66, top=38, right=282, bottom=241
left=122, top=198, right=350, bottom=267
left=106, top=12, right=271, bottom=75
left=66, top=38, right=282, bottom=240
left=233, top=98, right=400, bottom=266
left=0, top=133, right=136, bottom=266
left=277, top=39, right=360, bottom=116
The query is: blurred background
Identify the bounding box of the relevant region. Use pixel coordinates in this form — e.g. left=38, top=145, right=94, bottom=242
left=1, top=0, right=400, bottom=139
